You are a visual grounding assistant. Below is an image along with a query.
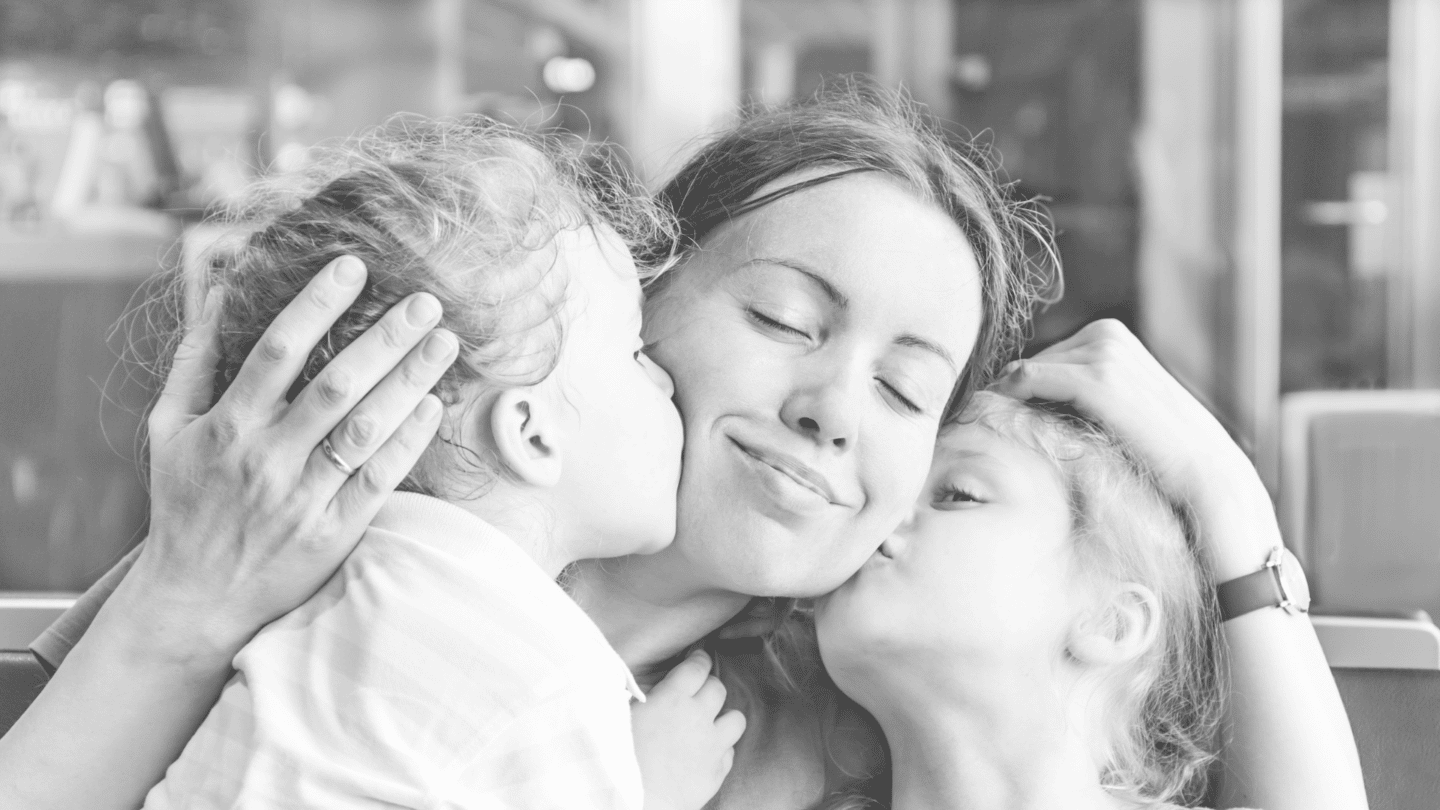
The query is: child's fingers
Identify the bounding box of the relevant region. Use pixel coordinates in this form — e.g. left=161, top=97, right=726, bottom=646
left=695, top=675, right=728, bottom=714
left=714, top=708, right=747, bottom=746
left=653, top=649, right=712, bottom=697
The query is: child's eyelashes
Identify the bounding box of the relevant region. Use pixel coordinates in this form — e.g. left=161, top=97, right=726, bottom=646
left=933, top=483, right=984, bottom=507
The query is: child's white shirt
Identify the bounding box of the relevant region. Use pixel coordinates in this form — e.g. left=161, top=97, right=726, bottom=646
left=143, top=492, right=646, bottom=810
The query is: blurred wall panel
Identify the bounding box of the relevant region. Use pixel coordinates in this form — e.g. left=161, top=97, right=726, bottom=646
left=1137, top=0, right=1232, bottom=409
left=628, top=0, right=742, bottom=183
left=247, top=0, right=461, bottom=161
left=1389, top=0, right=1440, bottom=387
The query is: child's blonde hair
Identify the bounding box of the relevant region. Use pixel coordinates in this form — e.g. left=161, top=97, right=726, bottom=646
left=956, top=391, right=1226, bottom=807
left=184, top=115, right=672, bottom=497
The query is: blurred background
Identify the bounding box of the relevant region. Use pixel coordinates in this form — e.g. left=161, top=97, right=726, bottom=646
left=1, top=0, right=1437, bottom=629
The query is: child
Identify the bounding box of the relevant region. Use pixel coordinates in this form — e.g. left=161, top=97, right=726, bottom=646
left=142, top=117, right=741, bottom=809
left=815, top=391, right=1233, bottom=810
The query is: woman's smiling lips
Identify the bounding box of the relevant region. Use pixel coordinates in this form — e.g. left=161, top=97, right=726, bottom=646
left=727, top=436, right=843, bottom=507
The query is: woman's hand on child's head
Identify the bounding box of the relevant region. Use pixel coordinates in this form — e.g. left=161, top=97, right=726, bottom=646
left=135, top=256, right=459, bottom=665
left=631, top=650, right=747, bottom=810
left=992, top=319, right=1277, bottom=577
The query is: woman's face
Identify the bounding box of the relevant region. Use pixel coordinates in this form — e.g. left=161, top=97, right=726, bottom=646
left=641, top=171, right=984, bottom=597
left=814, top=422, right=1080, bottom=688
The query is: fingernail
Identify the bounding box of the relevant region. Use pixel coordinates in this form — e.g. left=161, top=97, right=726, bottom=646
left=421, top=330, right=454, bottom=363
left=406, top=294, right=442, bottom=326
left=415, top=395, right=441, bottom=421
left=333, top=256, right=365, bottom=285
left=1001, top=360, right=1020, bottom=376
left=200, top=287, right=222, bottom=321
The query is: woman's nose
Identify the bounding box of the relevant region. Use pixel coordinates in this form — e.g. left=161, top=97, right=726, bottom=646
left=780, top=361, right=863, bottom=451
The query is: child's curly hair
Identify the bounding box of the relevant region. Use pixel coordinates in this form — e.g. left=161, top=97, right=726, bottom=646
left=956, top=391, right=1227, bottom=807
left=174, top=115, right=674, bottom=497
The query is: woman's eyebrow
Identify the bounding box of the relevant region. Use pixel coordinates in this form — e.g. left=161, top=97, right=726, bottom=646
left=896, top=333, right=958, bottom=375
left=747, top=257, right=849, bottom=309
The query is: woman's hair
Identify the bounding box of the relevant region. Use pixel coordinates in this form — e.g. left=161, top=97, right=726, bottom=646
left=955, top=391, right=1227, bottom=806
left=158, top=115, right=672, bottom=497
left=647, top=78, right=1059, bottom=419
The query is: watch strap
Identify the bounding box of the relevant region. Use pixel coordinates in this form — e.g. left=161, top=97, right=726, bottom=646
left=1217, top=566, right=1284, bottom=621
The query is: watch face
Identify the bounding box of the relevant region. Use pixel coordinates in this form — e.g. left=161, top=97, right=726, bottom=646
left=1277, top=548, right=1311, bottom=611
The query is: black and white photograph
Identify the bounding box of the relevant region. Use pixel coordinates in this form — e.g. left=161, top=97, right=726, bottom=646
left=0, top=1, right=1435, bottom=808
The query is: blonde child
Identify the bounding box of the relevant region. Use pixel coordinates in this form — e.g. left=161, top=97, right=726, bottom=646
left=816, top=391, right=1238, bottom=810
left=142, top=117, right=742, bottom=809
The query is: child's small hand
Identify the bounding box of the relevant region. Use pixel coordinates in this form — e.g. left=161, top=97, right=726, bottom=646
left=631, top=649, right=747, bottom=810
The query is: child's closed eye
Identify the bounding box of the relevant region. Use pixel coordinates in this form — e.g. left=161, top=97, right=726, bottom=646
left=934, top=484, right=985, bottom=506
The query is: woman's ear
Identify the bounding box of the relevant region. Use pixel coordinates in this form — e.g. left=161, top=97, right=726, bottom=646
left=1067, top=583, right=1161, bottom=667
left=490, top=387, right=564, bottom=488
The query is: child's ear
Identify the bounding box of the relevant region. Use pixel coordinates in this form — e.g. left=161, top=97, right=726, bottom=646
left=1067, top=583, right=1161, bottom=667
left=490, top=387, right=564, bottom=488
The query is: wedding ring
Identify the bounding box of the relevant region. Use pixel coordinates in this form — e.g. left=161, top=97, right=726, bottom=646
left=320, top=437, right=358, bottom=477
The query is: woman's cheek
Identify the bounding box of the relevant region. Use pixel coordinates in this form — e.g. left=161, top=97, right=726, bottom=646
left=869, top=426, right=940, bottom=522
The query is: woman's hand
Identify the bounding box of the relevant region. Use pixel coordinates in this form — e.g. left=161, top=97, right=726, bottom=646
left=0, top=256, right=461, bottom=810
left=991, top=319, right=1273, bottom=580
left=994, top=320, right=1369, bottom=810
left=132, top=255, right=459, bottom=666
left=632, top=650, right=747, bottom=810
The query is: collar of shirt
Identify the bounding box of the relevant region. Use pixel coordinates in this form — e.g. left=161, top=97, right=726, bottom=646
left=371, top=492, right=645, bottom=703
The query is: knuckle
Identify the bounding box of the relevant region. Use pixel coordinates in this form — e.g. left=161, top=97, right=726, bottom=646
left=306, top=281, right=338, bottom=312
left=257, top=332, right=294, bottom=364
left=1092, top=358, right=1123, bottom=385
left=146, top=406, right=170, bottom=438
left=355, top=461, right=387, bottom=496
left=204, top=408, right=243, bottom=448
left=315, top=369, right=355, bottom=406
left=399, top=356, right=432, bottom=388
left=236, top=446, right=276, bottom=484
left=343, top=413, right=379, bottom=448
left=1090, top=318, right=1126, bottom=338
left=290, top=516, right=332, bottom=556
left=379, top=316, right=410, bottom=350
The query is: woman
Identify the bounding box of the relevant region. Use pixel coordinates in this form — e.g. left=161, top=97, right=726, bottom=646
left=0, top=86, right=1364, bottom=810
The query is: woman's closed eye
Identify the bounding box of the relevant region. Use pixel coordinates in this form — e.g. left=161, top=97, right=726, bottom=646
left=878, top=378, right=923, bottom=415
left=746, top=307, right=810, bottom=340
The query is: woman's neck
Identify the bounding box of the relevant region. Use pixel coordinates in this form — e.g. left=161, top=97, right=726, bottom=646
left=568, top=545, right=754, bottom=687
left=864, top=666, right=1121, bottom=810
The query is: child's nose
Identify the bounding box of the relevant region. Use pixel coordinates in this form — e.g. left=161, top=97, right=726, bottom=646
left=642, top=353, right=676, bottom=397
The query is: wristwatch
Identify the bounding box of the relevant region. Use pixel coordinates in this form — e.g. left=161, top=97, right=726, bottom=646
left=1216, top=546, right=1311, bottom=621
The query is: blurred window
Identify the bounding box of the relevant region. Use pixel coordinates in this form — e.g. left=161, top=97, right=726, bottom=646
left=1281, top=0, right=1392, bottom=392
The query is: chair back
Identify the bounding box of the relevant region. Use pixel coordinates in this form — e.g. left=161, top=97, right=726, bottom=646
left=0, top=649, right=48, bottom=738
left=1334, top=667, right=1440, bottom=810
left=1280, top=390, right=1440, bottom=618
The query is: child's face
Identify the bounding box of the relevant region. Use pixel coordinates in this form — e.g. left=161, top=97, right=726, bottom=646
left=548, top=225, right=684, bottom=557
left=815, top=421, right=1083, bottom=689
